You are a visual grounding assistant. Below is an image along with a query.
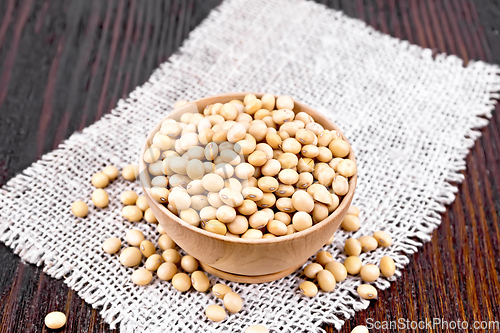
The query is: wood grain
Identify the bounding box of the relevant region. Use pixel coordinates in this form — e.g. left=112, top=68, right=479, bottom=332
left=0, top=0, right=499, bottom=332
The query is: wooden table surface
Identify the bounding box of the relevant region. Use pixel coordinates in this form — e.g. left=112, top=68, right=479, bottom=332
left=0, top=0, right=499, bottom=332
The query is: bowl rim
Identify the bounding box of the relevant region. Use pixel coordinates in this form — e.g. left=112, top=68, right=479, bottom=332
left=139, top=92, right=357, bottom=244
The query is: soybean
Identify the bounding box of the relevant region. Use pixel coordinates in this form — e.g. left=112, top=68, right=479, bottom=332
left=373, top=231, right=392, bottom=247
left=223, top=292, right=243, bottom=313
left=71, top=201, right=88, bottom=217
left=380, top=256, right=396, bottom=277
left=299, top=281, right=318, bottom=297
left=360, top=264, right=380, bottom=282
left=205, top=305, right=226, bottom=322
left=325, top=261, right=347, bottom=282
left=102, top=237, right=121, bottom=254
left=357, top=284, right=377, bottom=300
left=172, top=272, right=191, bottom=292
left=317, top=269, right=336, bottom=292
left=132, top=268, right=153, bottom=285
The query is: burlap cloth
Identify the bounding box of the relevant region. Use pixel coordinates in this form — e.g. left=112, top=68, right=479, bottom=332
left=1, top=0, right=499, bottom=332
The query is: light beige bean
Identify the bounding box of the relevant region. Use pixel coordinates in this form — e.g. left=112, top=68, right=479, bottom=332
left=245, top=325, right=269, bottom=333
left=235, top=163, right=255, bottom=179
left=344, top=238, right=362, bottom=256
left=276, top=198, right=295, bottom=213
left=278, top=152, right=298, bottom=169
left=261, top=159, right=281, bottom=177
left=45, top=312, right=66, bottom=329
left=220, top=103, right=238, bottom=120
left=140, top=240, right=156, bottom=257
left=150, top=186, right=169, bottom=204
left=281, top=138, right=301, bottom=154
left=249, top=211, right=270, bottom=229
left=267, top=219, right=287, bottom=236
left=120, top=190, right=138, bottom=205
left=312, top=202, right=329, bottom=223
left=304, top=263, right=323, bottom=278
left=168, top=190, right=191, bottom=211
left=158, top=234, right=176, bottom=250
left=126, top=229, right=145, bottom=246
left=341, top=215, right=360, bottom=231
left=200, top=206, right=217, bottom=222
left=344, top=256, right=362, bottom=275
left=360, top=264, right=380, bottom=282
left=329, top=139, right=350, bottom=158
left=216, top=205, right=237, bottom=223
left=92, top=189, right=109, bottom=208
left=122, top=164, right=139, bottom=181
left=144, top=208, right=157, bottom=223
left=143, top=146, right=161, bottom=164
left=248, top=150, right=268, bottom=166
left=91, top=172, right=110, bottom=188
left=351, top=325, right=369, bottom=333
left=325, top=261, right=347, bottom=282
left=299, top=281, right=318, bottom=297
left=237, top=200, right=258, bottom=216
left=337, top=159, right=357, bottom=177
left=357, top=284, right=378, bottom=300
left=256, top=192, right=276, bottom=208
left=226, top=215, right=248, bottom=234
left=258, top=176, right=279, bottom=192
left=291, top=190, right=314, bottom=212
left=224, top=292, right=243, bottom=313
left=317, top=146, right=333, bottom=162
left=132, top=268, right=153, bottom=286
left=219, top=188, right=244, bottom=207
left=380, top=256, right=396, bottom=277
left=102, top=165, right=119, bottom=180
left=207, top=192, right=224, bottom=208
left=276, top=95, right=294, bottom=110
left=119, top=247, right=142, bottom=267
left=71, top=200, right=89, bottom=217
left=135, top=196, right=149, bottom=211
left=242, top=187, right=264, bottom=201
left=102, top=237, right=121, bottom=254
left=347, top=205, right=360, bottom=216
left=162, top=249, right=181, bottom=264
left=272, top=109, right=295, bottom=125
left=212, top=283, right=232, bottom=299
left=317, top=269, right=336, bottom=292
left=317, top=166, right=335, bottom=187
left=261, top=93, right=275, bottom=110
left=205, top=304, right=226, bottom=322
left=186, top=159, right=205, bottom=180
left=315, top=251, right=333, bottom=266
left=202, top=174, right=224, bottom=192
left=274, top=212, right=291, bottom=225
left=180, top=255, right=198, bottom=273
left=292, top=211, right=313, bottom=231
left=358, top=236, right=378, bottom=252
left=275, top=184, right=294, bottom=197
left=172, top=272, right=191, bottom=292
left=296, top=172, right=313, bottom=189
left=145, top=254, right=163, bottom=271
left=245, top=99, right=262, bottom=115
left=191, top=270, right=210, bottom=292
left=204, top=220, right=227, bottom=235
left=157, top=262, right=177, bottom=281
left=241, top=229, right=263, bottom=239
left=297, top=158, right=314, bottom=173
left=373, top=231, right=392, bottom=247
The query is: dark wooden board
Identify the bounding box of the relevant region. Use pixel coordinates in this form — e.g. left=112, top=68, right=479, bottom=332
left=0, top=0, right=499, bottom=332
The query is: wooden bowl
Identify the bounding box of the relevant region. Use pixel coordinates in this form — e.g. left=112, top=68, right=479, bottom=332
left=139, top=92, right=356, bottom=283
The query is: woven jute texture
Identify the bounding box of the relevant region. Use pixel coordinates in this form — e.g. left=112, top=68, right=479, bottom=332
left=1, top=0, right=499, bottom=332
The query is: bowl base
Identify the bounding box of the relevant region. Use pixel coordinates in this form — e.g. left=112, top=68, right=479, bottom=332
left=199, top=261, right=306, bottom=284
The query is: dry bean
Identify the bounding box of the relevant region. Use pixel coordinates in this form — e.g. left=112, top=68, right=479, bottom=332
left=212, top=283, right=232, bottom=299
left=248, top=150, right=268, bottom=166
left=317, top=130, right=334, bottom=147
left=313, top=191, right=333, bottom=208
left=202, top=174, right=224, bottom=192
left=295, top=112, right=313, bottom=125
left=122, top=164, right=139, bottom=181
left=276, top=198, right=295, bottom=212
left=328, top=194, right=340, bottom=213
left=157, top=262, right=177, bottom=280
left=318, top=166, right=335, bottom=187
left=186, top=159, right=205, bottom=180
left=292, top=211, right=313, bottom=231
left=282, top=138, right=301, bottom=154
left=347, top=205, right=360, bottom=216
left=200, top=206, right=217, bottom=222
left=344, top=238, right=362, bottom=256
left=299, top=281, right=318, bottom=297
left=132, top=268, right=153, bottom=286
left=224, top=292, right=243, bottom=313
left=216, top=205, right=237, bottom=223
left=351, top=325, right=369, bottom=333
left=158, top=234, right=176, bottom=250
left=140, top=240, right=156, bottom=257
left=126, top=229, right=145, bottom=246
left=304, top=263, right=323, bottom=278
left=342, top=215, right=361, bottom=231
left=235, top=163, right=255, bottom=179
left=120, top=190, right=138, bottom=205
left=296, top=172, right=313, bottom=189
left=358, top=236, right=378, bottom=252
left=220, top=103, right=238, bottom=120
left=91, top=172, right=109, bottom=188
left=301, top=144, right=319, bottom=158
left=135, top=196, right=149, bottom=211
left=297, top=158, right=314, bottom=173
left=256, top=143, right=273, bottom=159
left=274, top=212, right=291, bottom=225
left=212, top=130, right=228, bottom=143
left=119, top=247, right=142, bottom=267
left=189, top=271, right=210, bottom=292
left=90, top=189, right=109, bottom=209
left=102, top=165, right=119, bottom=180
left=278, top=169, right=299, bottom=185
left=317, top=269, right=336, bottom=292
left=317, top=146, right=333, bottom=162
left=305, top=122, right=324, bottom=135
left=360, top=264, right=380, bottom=282
left=261, top=93, right=275, bottom=110
left=203, top=219, right=227, bottom=235
left=207, top=192, right=224, bottom=208
left=180, top=255, right=198, bottom=273
left=227, top=215, right=249, bottom=234
left=150, top=186, right=169, bottom=204
left=172, top=272, right=191, bottom=292
left=249, top=211, right=269, bottom=229
left=245, top=325, right=269, bottom=333
left=237, top=200, right=258, bottom=216
left=186, top=180, right=204, bottom=195
left=144, top=208, right=157, bottom=223
left=145, top=254, right=163, bottom=271
left=276, top=95, right=294, bottom=110
left=151, top=176, right=168, bottom=188
left=241, top=229, right=263, bottom=239
left=261, top=159, right=281, bottom=177
left=245, top=99, right=262, bottom=115
left=162, top=249, right=181, bottom=264
left=278, top=130, right=290, bottom=140
left=265, top=132, right=282, bottom=149
left=45, top=312, right=66, bottom=329
left=278, top=152, right=298, bottom=169
left=315, top=251, right=333, bottom=266
left=329, top=139, right=350, bottom=158
left=325, top=261, right=347, bottom=282
left=102, top=237, right=121, bottom=254
left=254, top=109, right=271, bottom=120
left=144, top=146, right=161, bottom=164
left=295, top=129, right=315, bottom=145
left=357, top=284, right=377, bottom=300
left=275, top=184, right=294, bottom=197
left=272, top=109, right=295, bottom=125
left=286, top=224, right=295, bottom=235
left=344, top=256, right=362, bottom=275
left=312, top=163, right=328, bottom=180
left=267, top=219, right=287, bottom=236
left=332, top=175, right=349, bottom=195
left=258, top=176, right=279, bottom=192
left=256, top=192, right=276, bottom=208
left=219, top=188, right=244, bottom=207
left=169, top=191, right=191, bottom=211
left=380, top=256, right=396, bottom=277
left=373, top=231, right=392, bottom=247
left=291, top=190, right=314, bottom=212
left=241, top=187, right=264, bottom=201
left=205, top=304, right=226, bottom=322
